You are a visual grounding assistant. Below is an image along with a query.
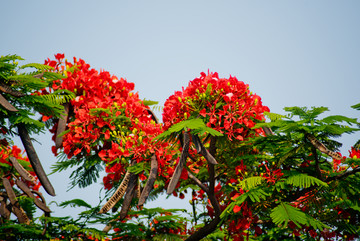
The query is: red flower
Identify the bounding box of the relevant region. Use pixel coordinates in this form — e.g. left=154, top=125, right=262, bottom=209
left=233, top=205, right=241, bottom=213
left=42, top=54, right=175, bottom=191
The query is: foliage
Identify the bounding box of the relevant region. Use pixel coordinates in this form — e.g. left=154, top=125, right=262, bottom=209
left=2, top=53, right=360, bottom=241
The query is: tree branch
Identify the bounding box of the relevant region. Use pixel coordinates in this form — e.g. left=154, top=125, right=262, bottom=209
left=325, top=167, right=360, bottom=182
left=188, top=172, right=209, bottom=193
left=185, top=216, right=221, bottom=241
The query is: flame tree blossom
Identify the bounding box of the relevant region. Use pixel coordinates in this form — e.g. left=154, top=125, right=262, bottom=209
left=43, top=54, right=173, bottom=190
left=163, top=71, right=269, bottom=141
left=162, top=71, right=270, bottom=238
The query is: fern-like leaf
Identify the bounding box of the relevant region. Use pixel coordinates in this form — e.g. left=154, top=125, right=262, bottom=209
left=239, top=176, right=264, bottom=190
left=271, top=202, right=308, bottom=228
left=286, top=173, right=328, bottom=188
left=156, top=118, right=223, bottom=140
left=271, top=202, right=330, bottom=230
left=59, top=199, right=92, bottom=209
left=19, top=63, right=54, bottom=71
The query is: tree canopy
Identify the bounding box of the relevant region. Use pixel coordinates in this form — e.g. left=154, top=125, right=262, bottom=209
left=1, top=54, right=360, bottom=240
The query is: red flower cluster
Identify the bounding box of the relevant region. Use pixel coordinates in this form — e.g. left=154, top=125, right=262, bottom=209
left=162, top=71, right=269, bottom=141
left=349, top=146, right=360, bottom=159
left=44, top=54, right=172, bottom=189
left=0, top=143, right=41, bottom=191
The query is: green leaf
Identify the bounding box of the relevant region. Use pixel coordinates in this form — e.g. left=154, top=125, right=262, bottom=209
left=19, top=63, right=54, bottom=71
left=168, top=118, right=207, bottom=133
left=351, top=103, right=360, bottom=111
left=321, top=115, right=358, bottom=125
left=271, top=202, right=308, bottom=228
left=127, top=161, right=147, bottom=174
left=286, top=173, right=328, bottom=188
left=59, top=199, right=92, bottom=209
left=156, top=118, right=223, bottom=140
left=143, top=99, right=159, bottom=106
left=264, top=111, right=285, bottom=121
left=42, top=71, right=66, bottom=81
left=270, top=202, right=330, bottom=231
left=239, top=176, right=264, bottom=190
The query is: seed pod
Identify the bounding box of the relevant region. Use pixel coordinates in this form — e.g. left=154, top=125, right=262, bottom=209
left=2, top=178, right=16, bottom=205
left=138, top=154, right=158, bottom=206
left=197, top=137, right=218, bottom=165
left=0, top=83, right=25, bottom=97
left=192, top=134, right=202, bottom=153
left=0, top=93, right=18, bottom=112
left=2, top=177, right=30, bottom=224
left=146, top=109, right=159, bottom=123
left=136, top=178, right=141, bottom=200
left=17, top=123, right=56, bottom=196
left=99, top=171, right=131, bottom=214
left=12, top=205, right=30, bottom=224
left=15, top=178, right=51, bottom=213
left=306, top=133, right=342, bottom=160
left=9, top=156, right=36, bottom=182
left=167, top=132, right=190, bottom=195
left=119, top=173, right=137, bottom=220
left=263, top=127, right=274, bottom=136
left=55, top=103, right=69, bottom=149
left=0, top=199, right=11, bottom=220
left=103, top=223, right=112, bottom=233
left=33, top=73, right=44, bottom=79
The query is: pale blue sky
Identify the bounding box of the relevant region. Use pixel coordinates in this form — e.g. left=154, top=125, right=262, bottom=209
left=1, top=0, right=360, bottom=226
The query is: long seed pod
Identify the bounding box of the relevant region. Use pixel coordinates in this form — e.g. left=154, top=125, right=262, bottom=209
left=99, top=171, right=131, bottom=214
left=167, top=132, right=190, bottom=195
left=33, top=73, right=44, bottom=79
left=138, top=154, right=158, bottom=206
left=103, top=223, right=113, bottom=233
left=15, top=178, right=51, bottom=213
left=306, top=133, right=342, bottom=160
left=192, top=134, right=202, bottom=153
left=9, top=156, right=36, bottom=182
left=0, top=199, right=11, bottom=220
left=2, top=178, right=16, bottom=205
left=0, top=93, right=18, bottom=112
left=17, top=123, right=56, bottom=196
left=12, top=205, right=30, bottom=224
left=263, top=126, right=274, bottom=136
left=55, top=103, right=69, bottom=149
left=197, top=137, right=218, bottom=165
left=146, top=109, right=159, bottom=123
left=2, top=177, right=30, bottom=224
left=0, top=83, right=25, bottom=97
left=119, top=173, right=137, bottom=220
left=136, top=178, right=141, bottom=200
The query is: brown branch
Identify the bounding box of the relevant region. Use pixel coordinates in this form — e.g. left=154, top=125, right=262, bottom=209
left=188, top=172, right=209, bottom=193
left=185, top=216, right=221, bottom=241
left=311, top=146, right=323, bottom=181
left=198, top=137, right=218, bottom=165
left=325, top=167, right=360, bottom=182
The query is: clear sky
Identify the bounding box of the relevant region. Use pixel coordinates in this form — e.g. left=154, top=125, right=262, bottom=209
left=1, top=0, right=360, bottom=226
